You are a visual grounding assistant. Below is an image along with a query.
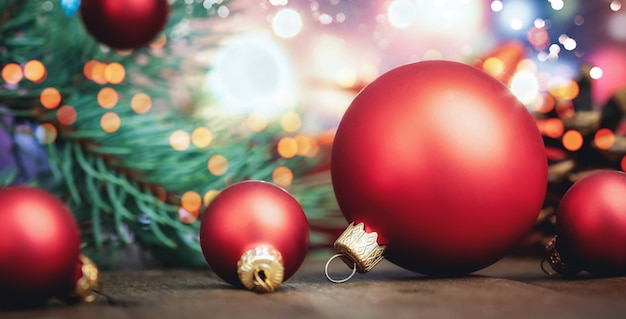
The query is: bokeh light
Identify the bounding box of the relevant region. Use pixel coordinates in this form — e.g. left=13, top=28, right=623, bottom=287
left=104, top=62, right=126, bottom=84
left=587, top=46, right=626, bottom=104
left=281, top=112, right=301, bottom=132
left=115, top=49, right=133, bottom=57
left=611, top=0, right=622, bottom=11
left=555, top=99, right=575, bottom=119
left=548, top=78, right=579, bottom=100
left=294, top=134, right=319, bottom=157
left=170, top=130, right=191, bottom=151
left=100, top=112, right=121, bottom=133
left=277, top=136, right=298, bottom=158
left=208, top=154, right=228, bottom=176
left=35, top=123, right=57, bottom=144
left=87, top=60, right=107, bottom=84
left=40, top=87, right=62, bottom=109
left=178, top=207, right=198, bottom=224
left=387, top=0, right=417, bottom=29
left=483, top=57, right=504, bottom=79
left=205, top=33, right=297, bottom=117
left=246, top=112, right=268, bottom=132
left=536, top=94, right=556, bottom=114
left=23, top=60, right=46, bottom=82
left=131, top=93, right=152, bottom=114
left=335, top=67, right=357, bottom=88
left=497, top=1, right=535, bottom=33
left=412, top=0, right=484, bottom=38
left=550, top=0, right=564, bottom=11
left=181, top=190, right=202, bottom=212
left=203, top=189, right=220, bottom=206
left=272, top=8, right=303, bottom=38
left=150, top=33, right=167, bottom=49
left=97, top=87, right=119, bottom=109
left=83, top=60, right=99, bottom=81
left=594, top=128, right=615, bottom=150
left=562, top=38, right=577, bottom=51
left=491, top=1, right=503, bottom=12
left=527, top=26, right=550, bottom=51
left=536, top=118, right=564, bottom=138
left=589, top=66, right=603, bottom=80
left=191, top=127, right=213, bottom=148
left=562, top=130, right=583, bottom=151
left=57, top=105, right=77, bottom=126
left=272, top=166, right=293, bottom=187
left=1, top=63, right=23, bottom=84
left=510, top=70, right=540, bottom=105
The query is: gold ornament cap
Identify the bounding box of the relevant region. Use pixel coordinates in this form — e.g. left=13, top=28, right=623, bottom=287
left=237, top=246, right=284, bottom=293
left=69, top=255, right=101, bottom=303
left=542, top=236, right=582, bottom=277
left=333, top=222, right=386, bottom=273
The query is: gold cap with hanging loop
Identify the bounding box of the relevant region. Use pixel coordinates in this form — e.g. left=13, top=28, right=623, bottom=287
left=237, top=246, right=284, bottom=293
left=66, top=255, right=101, bottom=303
left=325, top=222, right=386, bottom=283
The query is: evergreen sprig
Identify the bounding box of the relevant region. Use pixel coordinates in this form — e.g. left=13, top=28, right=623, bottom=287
left=1, top=0, right=341, bottom=268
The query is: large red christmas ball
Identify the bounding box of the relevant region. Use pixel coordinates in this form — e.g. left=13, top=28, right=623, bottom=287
left=0, top=186, right=81, bottom=307
left=80, top=0, right=169, bottom=50
left=200, top=181, right=309, bottom=292
left=331, top=60, right=547, bottom=276
left=555, top=170, right=626, bottom=275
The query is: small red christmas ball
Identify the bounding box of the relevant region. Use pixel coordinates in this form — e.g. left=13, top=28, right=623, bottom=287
left=0, top=186, right=81, bottom=307
left=555, top=170, right=626, bottom=275
left=199, top=180, right=309, bottom=292
left=331, top=60, right=547, bottom=276
left=80, top=0, right=169, bottom=49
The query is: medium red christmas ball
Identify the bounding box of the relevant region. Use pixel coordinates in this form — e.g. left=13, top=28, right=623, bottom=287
left=552, top=170, right=626, bottom=275
left=330, top=60, right=547, bottom=276
left=199, top=180, right=309, bottom=292
left=0, top=186, right=81, bottom=307
left=80, top=0, right=169, bottom=49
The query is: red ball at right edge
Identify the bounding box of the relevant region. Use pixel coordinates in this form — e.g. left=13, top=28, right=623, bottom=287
left=555, top=170, right=626, bottom=275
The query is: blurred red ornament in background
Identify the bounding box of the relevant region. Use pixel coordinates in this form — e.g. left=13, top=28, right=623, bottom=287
left=80, top=0, right=169, bottom=49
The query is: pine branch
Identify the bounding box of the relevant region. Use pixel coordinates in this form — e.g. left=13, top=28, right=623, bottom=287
left=1, top=0, right=337, bottom=268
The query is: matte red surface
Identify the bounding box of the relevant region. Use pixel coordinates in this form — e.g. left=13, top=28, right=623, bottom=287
left=0, top=186, right=81, bottom=303
left=199, top=181, right=309, bottom=288
left=556, top=170, right=626, bottom=275
left=80, top=0, right=169, bottom=49
left=331, top=60, right=548, bottom=275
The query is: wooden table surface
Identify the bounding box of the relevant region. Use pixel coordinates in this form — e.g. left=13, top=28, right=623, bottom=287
left=2, top=253, right=626, bottom=319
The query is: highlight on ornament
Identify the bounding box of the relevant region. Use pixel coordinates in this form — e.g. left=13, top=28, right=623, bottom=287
left=0, top=186, right=102, bottom=309
left=326, top=60, right=548, bottom=282
left=199, top=180, right=309, bottom=293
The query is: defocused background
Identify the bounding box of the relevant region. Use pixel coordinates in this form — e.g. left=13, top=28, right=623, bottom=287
left=2, top=0, right=626, bottom=269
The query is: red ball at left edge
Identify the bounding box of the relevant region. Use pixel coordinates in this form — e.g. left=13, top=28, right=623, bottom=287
left=80, top=0, right=169, bottom=50
left=200, top=181, right=309, bottom=292
left=0, top=186, right=81, bottom=307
